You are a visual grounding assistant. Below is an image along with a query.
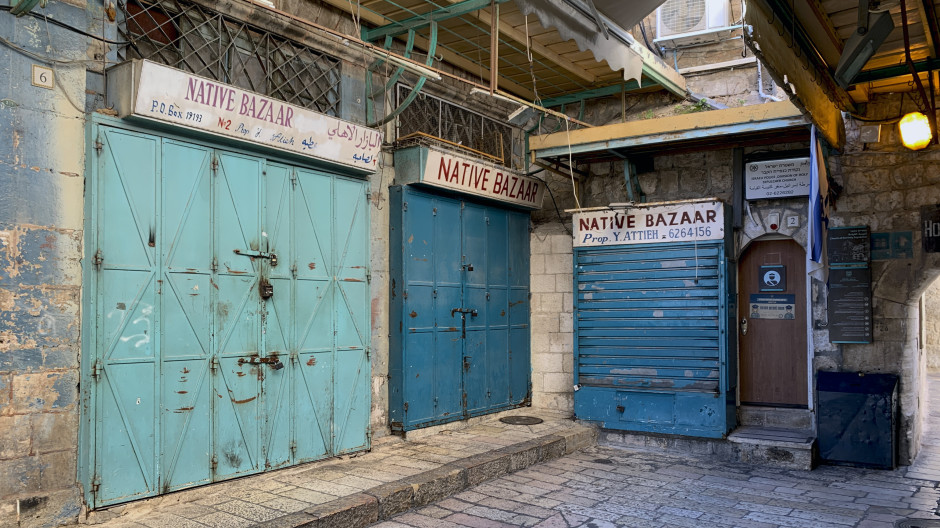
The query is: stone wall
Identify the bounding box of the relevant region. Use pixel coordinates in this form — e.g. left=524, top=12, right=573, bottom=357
left=0, top=0, right=96, bottom=525
left=530, top=223, right=575, bottom=413
left=925, top=281, right=940, bottom=371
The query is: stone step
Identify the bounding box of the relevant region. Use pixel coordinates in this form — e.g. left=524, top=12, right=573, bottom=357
left=727, top=426, right=816, bottom=470
left=599, top=425, right=816, bottom=470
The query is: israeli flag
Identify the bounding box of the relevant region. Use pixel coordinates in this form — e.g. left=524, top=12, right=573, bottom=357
left=809, top=125, right=829, bottom=263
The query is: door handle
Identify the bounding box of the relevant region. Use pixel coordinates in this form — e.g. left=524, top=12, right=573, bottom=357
left=741, top=317, right=748, bottom=336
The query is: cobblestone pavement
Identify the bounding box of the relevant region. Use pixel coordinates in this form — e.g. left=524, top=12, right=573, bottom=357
left=372, top=443, right=940, bottom=528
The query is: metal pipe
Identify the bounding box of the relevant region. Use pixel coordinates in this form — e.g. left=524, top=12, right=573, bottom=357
left=757, top=60, right=782, bottom=102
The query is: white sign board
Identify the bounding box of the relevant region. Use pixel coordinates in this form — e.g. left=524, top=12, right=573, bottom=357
left=421, top=149, right=545, bottom=209
left=745, top=157, right=810, bottom=199
left=112, top=60, right=382, bottom=172
left=573, top=201, right=725, bottom=247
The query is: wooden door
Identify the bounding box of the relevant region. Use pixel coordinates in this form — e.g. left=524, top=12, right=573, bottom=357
left=738, top=239, right=808, bottom=407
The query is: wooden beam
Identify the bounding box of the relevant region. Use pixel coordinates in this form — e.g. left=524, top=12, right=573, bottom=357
left=917, top=0, right=940, bottom=58
left=318, top=0, right=536, bottom=99
left=470, top=9, right=597, bottom=84
left=747, top=0, right=847, bottom=148
left=529, top=101, right=805, bottom=153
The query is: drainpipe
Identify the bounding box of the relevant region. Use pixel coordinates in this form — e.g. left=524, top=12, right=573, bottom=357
left=758, top=60, right=782, bottom=102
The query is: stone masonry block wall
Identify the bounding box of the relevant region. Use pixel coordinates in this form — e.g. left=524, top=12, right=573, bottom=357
left=925, top=280, right=940, bottom=371
left=0, top=1, right=92, bottom=526
left=824, top=92, right=940, bottom=462
left=530, top=223, right=574, bottom=413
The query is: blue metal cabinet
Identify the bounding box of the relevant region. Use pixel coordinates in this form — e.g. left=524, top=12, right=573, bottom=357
left=573, top=238, right=736, bottom=438
left=84, top=122, right=370, bottom=507
left=389, top=186, right=530, bottom=431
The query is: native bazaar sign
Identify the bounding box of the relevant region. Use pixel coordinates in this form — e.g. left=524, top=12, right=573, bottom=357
left=418, top=149, right=545, bottom=208
left=107, top=60, right=382, bottom=172
left=573, top=201, right=725, bottom=247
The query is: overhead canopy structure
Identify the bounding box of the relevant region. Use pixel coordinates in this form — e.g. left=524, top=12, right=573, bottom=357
left=529, top=101, right=808, bottom=165
left=322, top=0, right=686, bottom=104
left=745, top=0, right=940, bottom=149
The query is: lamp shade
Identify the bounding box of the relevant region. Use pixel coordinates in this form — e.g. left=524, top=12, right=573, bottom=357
left=899, top=112, right=932, bottom=150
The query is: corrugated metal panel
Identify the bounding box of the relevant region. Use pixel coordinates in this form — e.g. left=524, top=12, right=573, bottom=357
left=573, top=240, right=735, bottom=438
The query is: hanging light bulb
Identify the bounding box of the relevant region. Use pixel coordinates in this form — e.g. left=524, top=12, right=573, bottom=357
left=899, top=111, right=932, bottom=150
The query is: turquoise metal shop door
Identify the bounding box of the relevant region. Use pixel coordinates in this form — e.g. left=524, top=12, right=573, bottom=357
left=389, top=186, right=530, bottom=431
left=86, top=124, right=370, bottom=507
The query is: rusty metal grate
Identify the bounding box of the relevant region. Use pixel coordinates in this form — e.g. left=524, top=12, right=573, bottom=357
left=896, top=520, right=940, bottom=527
left=499, top=416, right=543, bottom=425
left=118, top=0, right=342, bottom=116
left=397, top=84, right=514, bottom=165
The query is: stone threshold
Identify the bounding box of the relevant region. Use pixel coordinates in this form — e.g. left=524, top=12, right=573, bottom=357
left=600, top=425, right=817, bottom=471
left=255, top=425, right=596, bottom=528
left=79, top=411, right=596, bottom=528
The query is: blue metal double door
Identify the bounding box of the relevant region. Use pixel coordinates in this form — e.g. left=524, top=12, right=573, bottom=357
left=392, top=187, right=530, bottom=430
left=85, top=125, right=370, bottom=507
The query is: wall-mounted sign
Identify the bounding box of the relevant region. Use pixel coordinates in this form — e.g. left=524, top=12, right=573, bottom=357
left=871, top=231, right=913, bottom=260
left=107, top=60, right=382, bottom=173
left=923, top=204, right=940, bottom=253
left=573, top=200, right=725, bottom=247
left=393, top=145, right=543, bottom=209
left=749, top=294, right=795, bottom=320
left=759, top=265, right=786, bottom=292
left=828, top=267, right=873, bottom=343
left=423, top=149, right=544, bottom=208
left=827, top=226, right=870, bottom=266
left=745, top=157, right=810, bottom=199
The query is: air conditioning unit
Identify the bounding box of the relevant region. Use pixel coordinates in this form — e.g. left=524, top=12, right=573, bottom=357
left=655, top=0, right=732, bottom=46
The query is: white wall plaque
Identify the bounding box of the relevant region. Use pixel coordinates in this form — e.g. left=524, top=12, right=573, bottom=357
left=573, top=201, right=725, bottom=247
left=745, top=157, right=810, bottom=199
left=108, top=60, right=382, bottom=173
left=420, top=148, right=545, bottom=209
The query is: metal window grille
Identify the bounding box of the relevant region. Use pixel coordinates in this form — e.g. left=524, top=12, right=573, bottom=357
left=397, top=84, right=514, bottom=165
left=118, top=0, right=342, bottom=116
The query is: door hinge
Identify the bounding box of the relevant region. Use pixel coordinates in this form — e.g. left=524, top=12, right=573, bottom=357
left=94, top=136, right=103, bottom=156
left=290, top=264, right=298, bottom=278
left=289, top=441, right=297, bottom=454
left=432, top=207, right=437, bottom=216
left=93, top=249, right=103, bottom=269
left=366, top=269, right=371, bottom=284
left=403, top=402, right=409, bottom=412
left=210, top=356, right=219, bottom=372
left=290, top=171, right=298, bottom=188
left=402, top=201, right=408, bottom=211
left=486, top=216, right=490, bottom=225
left=365, top=346, right=371, bottom=360
left=91, top=359, right=102, bottom=380
left=211, top=155, right=219, bottom=173
left=91, top=475, right=101, bottom=494
left=365, top=191, right=372, bottom=201
left=211, top=257, right=218, bottom=272
left=210, top=454, right=218, bottom=471
left=403, top=290, right=408, bottom=300
left=432, top=289, right=437, bottom=298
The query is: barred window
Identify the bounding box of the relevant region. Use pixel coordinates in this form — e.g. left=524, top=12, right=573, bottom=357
left=119, top=0, right=342, bottom=116
left=396, top=84, right=515, bottom=166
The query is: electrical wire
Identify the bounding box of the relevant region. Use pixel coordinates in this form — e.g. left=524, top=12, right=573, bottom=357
left=0, top=6, right=130, bottom=45
left=0, top=32, right=102, bottom=65
left=563, top=117, right=581, bottom=211
left=526, top=168, right=572, bottom=235
left=42, top=16, right=87, bottom=115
